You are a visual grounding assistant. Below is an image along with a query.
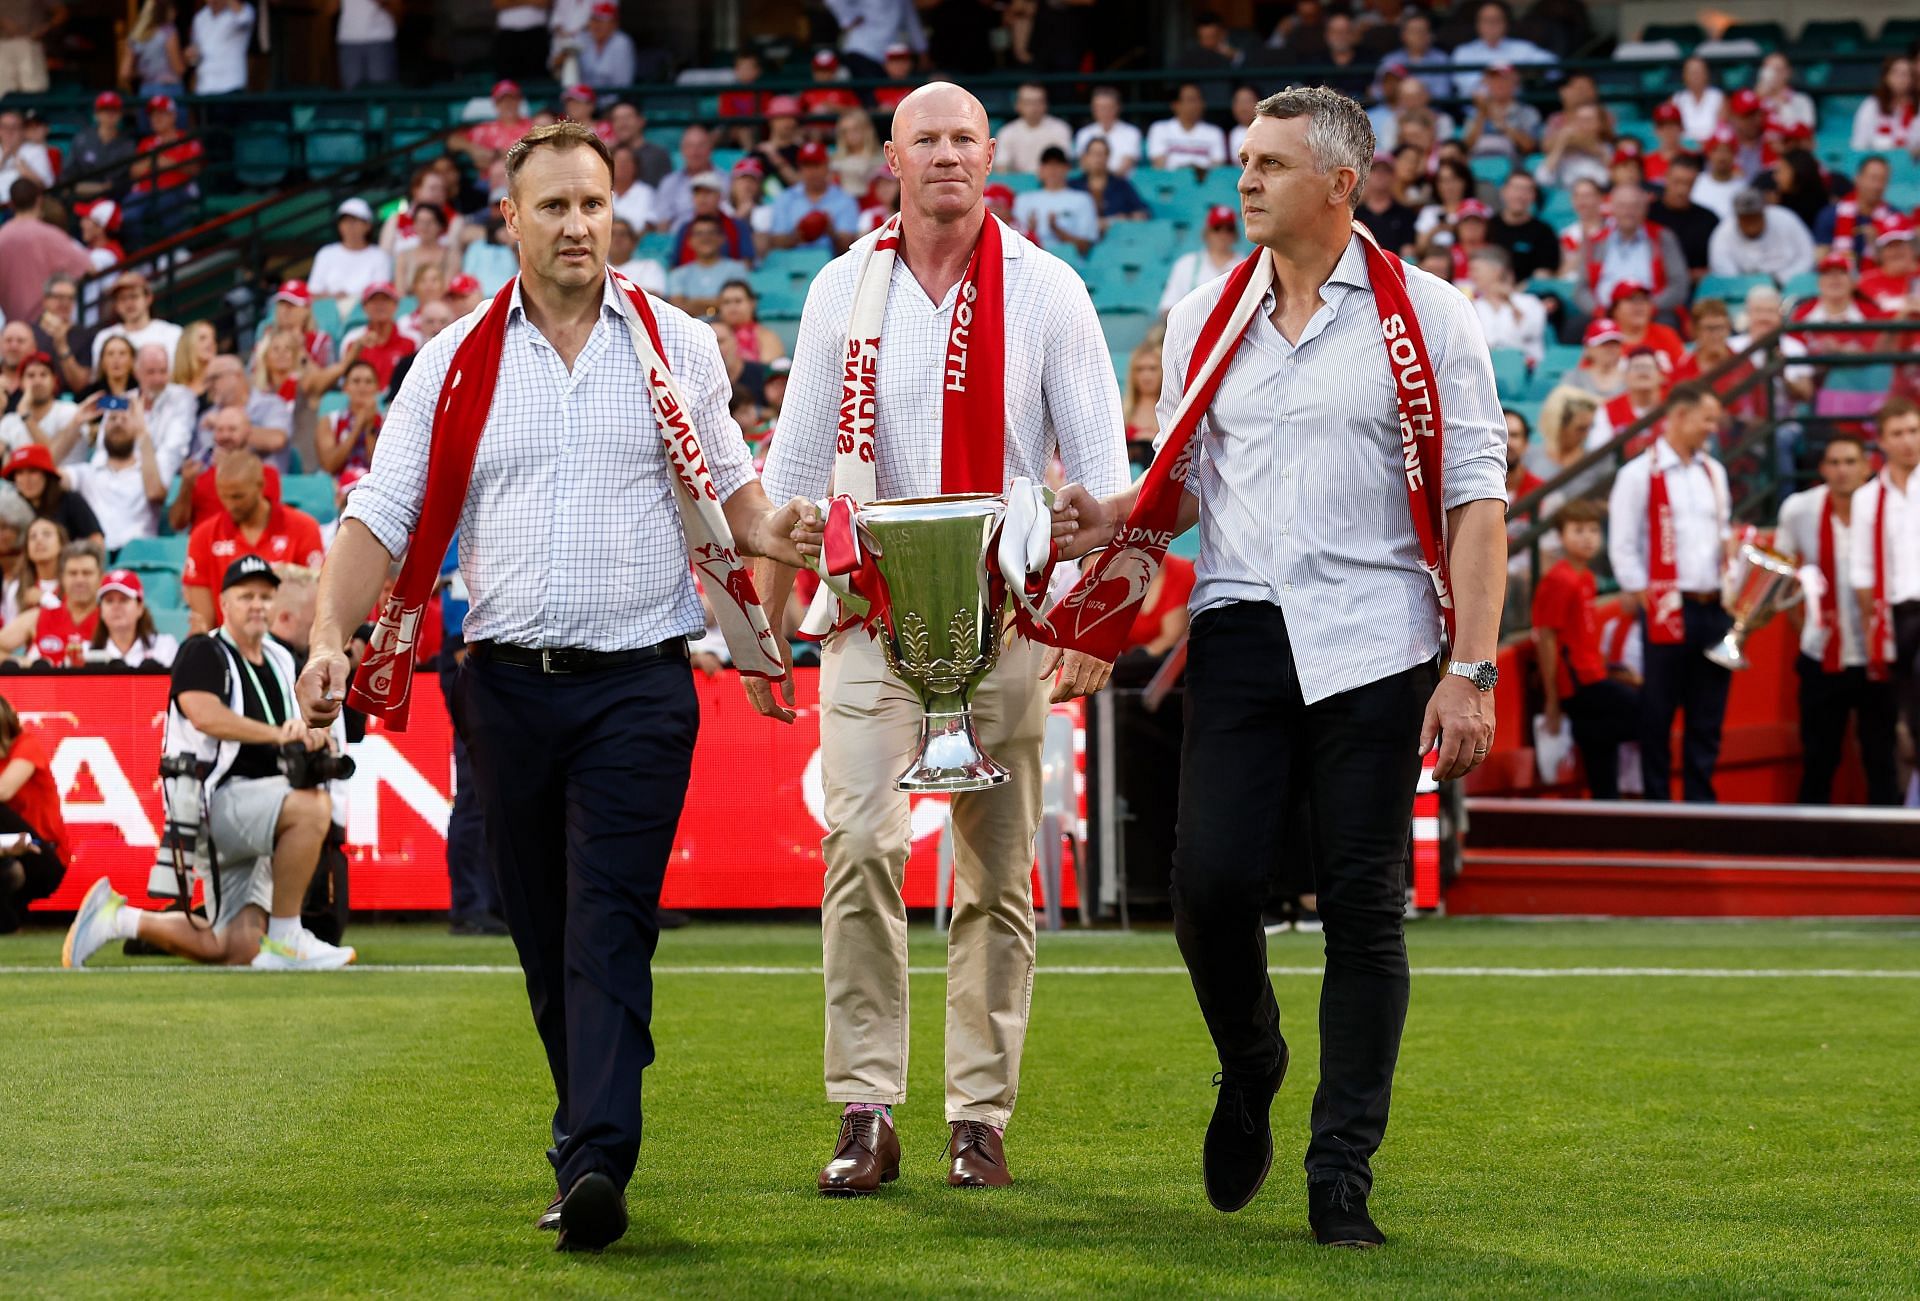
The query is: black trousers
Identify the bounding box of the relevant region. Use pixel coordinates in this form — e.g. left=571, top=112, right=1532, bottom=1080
left=0, top=803, right=64, bottom=934
left=1796, top=655, right=1901, bottom=805
left=453, top=651, right=697, bottom=1194
left=438, top=644, right=498, bottom=922
left=1563, top=677, right=1640, bottom=801
left=1170, top=602, right=1431, bottom=1195
left=1895, top=601, right=1920, bottom=763
left=1639, top=602, right=1733, bottom=802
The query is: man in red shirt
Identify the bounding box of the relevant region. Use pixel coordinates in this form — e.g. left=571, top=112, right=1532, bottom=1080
left=174, top=405, right=283, bottom=532
left=802, top=49, right=861, bottom=115
left=182, top=451, right=324, bottom=631
left=1591, top=347, right=1670, bottom=456
left=1531, top=499, right=1639, bottom=798
left=0, top=702, right=70, bottom=934
left=1860, top=220, right=1917, bottom=315
left=453, top=81, right=532, bottom=171
left=125, top=96, right=202, bottom=238
left=1608, top=282, right=1686, bottom=371
left=327, top=283, right=417, bottom=390
left=873, top=45, right=919, bottom=111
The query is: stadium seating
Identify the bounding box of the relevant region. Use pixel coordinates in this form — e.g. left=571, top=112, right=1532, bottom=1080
left=281, top=474, right=339, bottom=524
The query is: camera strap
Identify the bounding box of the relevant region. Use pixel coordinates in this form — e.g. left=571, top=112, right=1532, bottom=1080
left=217, top=628, right=294, bottom=727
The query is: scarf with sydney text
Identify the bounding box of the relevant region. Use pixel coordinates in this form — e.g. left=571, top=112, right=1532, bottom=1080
left=349, top=271, right=785, bottom=729
left=1044, top=222, right=1453, bottom=663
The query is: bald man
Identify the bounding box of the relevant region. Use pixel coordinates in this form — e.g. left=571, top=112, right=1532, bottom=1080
left=182, top=449, right=326, bottom=631
left=756, top=83, right=1129, bottom=1194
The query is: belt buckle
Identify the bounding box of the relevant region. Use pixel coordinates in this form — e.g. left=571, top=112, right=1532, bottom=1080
left=541, top=648, right=560, bottom=674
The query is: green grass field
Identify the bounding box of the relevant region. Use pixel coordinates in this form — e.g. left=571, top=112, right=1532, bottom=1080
left=4, top=918, right=1919, bottom=1299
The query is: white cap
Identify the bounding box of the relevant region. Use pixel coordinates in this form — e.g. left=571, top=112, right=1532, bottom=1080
left=336, top=197, right=375, bottom=223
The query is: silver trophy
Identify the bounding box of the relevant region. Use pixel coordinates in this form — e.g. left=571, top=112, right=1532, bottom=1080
left=856, top=493, right=1010, bottom=792
left=1706, top=540, right=1803, bottom=671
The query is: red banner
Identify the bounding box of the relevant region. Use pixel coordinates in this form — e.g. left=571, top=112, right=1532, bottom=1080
left=15, top=670, right=1078, bottom=914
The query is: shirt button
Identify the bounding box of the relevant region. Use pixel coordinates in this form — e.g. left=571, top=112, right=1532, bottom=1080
left=1279, top=525, right=1290, bottom=536
left=1283, top=582, right=1294, bottom=592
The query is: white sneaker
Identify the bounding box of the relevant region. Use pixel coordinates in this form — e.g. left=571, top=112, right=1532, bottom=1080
left=62, top=876, right=124, bottom=969
left=250, top=929, right=354, bottom=971
left=301, top=925, right=356, bottom=967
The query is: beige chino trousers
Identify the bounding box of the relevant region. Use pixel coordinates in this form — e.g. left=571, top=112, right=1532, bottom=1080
left=819, top=626, right=1049, bottom=1128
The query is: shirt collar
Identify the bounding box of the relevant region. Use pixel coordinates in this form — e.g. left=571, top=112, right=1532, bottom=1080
left=1260, top=232, right=1372, bottom=314
left=505, top=270, right=627, bottom=325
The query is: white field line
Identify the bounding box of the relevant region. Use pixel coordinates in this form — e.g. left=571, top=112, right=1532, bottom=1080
left=5, top=964, right=1920, bottom=978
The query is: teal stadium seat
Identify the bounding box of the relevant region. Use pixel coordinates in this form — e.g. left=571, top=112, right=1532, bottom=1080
left=1780, top=272, right=1821, bottom=305
left=310, top=297, right=342, bottom=343
left=281, top=473, right=338, bottom=525
left=304, top=122, right=368, bottom=179
left=1100, top=311, right=1155, bottom=356
left=1084, top=249, right=1166, bottom=315
left=115, top=536, right=188, bottom=570
left=317, top=391, right=348, bottom=420
left=1488, top=348, right=1530, bottom=403
left=150, top=606, right=191, bottom=643
left=386, top=118, right=445, bottom=168
left=1695, top=274, right=1774, bottom=305
left=234, top=123, right=293, bottom=188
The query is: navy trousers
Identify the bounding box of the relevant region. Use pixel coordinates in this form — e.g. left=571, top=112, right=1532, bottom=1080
left=1638, top=602, right=1733, bottom=802
left=453, top=650, right=697, bottom=1193
left=438, top=644, right=498, bottom=923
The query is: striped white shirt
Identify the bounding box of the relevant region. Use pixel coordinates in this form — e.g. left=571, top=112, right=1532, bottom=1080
left=763, top=217, right=1130, bottom=505
left=1159, top=234, right=1508, bottom=704
left=343, top=274, right=757, bottom=651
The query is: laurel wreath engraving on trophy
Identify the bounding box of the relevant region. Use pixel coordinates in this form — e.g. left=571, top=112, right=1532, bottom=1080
left=883, top=609, right=996, bottom=697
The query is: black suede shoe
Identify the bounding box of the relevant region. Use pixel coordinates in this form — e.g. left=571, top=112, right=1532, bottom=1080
left=1202, top=1045, right=1289, bottom=1213
left=1308, top=1173, right=1386, bottom=1248
left=555, top=1172, right=627, bottom=1253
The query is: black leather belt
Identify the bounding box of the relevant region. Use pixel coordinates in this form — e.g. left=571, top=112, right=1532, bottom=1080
left=468, top=638, right=688, bottom=674
left=1681, top=591, right=1721, bottom=604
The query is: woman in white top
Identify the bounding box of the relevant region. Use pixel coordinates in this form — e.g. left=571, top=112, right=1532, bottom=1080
left=1852, top=57, right=1919, bottom=152
left=2, top=517, right=64, bottom=623
left=830, top=109, right=885, bottom=195
left=89, top=570, right=177, bottom=667
left=1468, top=247, right=1546, bottom=366
left=1670, top=57, right=1724, bottom=144
left=1755, top=54, right=1818, bottom=133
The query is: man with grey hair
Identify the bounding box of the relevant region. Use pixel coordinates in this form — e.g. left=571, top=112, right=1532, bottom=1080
left=131, top=342, right=196, bottom=476
left=1729, top=283, right=1817, bottom=407
left=1048, top=85, right=1507, bottom=1247
left=29, top=272, right=94, bottom=393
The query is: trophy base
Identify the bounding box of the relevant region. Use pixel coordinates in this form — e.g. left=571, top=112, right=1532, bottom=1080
left=1704, top=631, right=1749, bottom=672
left=896, top=709, right=1011, bottom=792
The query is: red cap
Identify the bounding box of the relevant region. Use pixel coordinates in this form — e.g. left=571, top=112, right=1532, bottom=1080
left=1609, top=280, right=1651, bottom=305
left=1205, top=204, right=1237, bottom=230
left=812, top=49, right=839, bottom=70
left=145, top=94, right=175, bottom=114
left=1455, top=198, right=1491, bottom=219
left=1706, top=126, right=1737, bottom=150
left=83, top=199, right=121, bottom=233
left=1486, top=61, right=1516, bottom=77
left=1729, top=89, right=1761, bottom=115
left=99, top=569, right=144, bottom=601
left=983, top=182, right=1015, bottom=208
left=1583, top=317, right=1624, bottom=346
left=796, top=140, right=829, bottom=166
left=337, top=466, right=368, bottom=496
left=1780, top=121, right=1813, bottom=144
left=795, top=210, right=831, bottom=241
left=93, top=90, right=123, bottom=111
left=20, top=350, right=53, bottom=372
left=1877, top=217, right=1915, bottom=246
left=1652, top=102, right=1682, bottom=126
left=492, top=79, right=521, bottom=100
left=564, top=84, right=596, bottom=106
left=589, top=0, right=617, bottom=16
left=275, top=279, right=312, bottom=307
left=2, top=444, right=58, bottom=479
left=766, top=94, right=804, bottom=118
left=731, top=155, right=765, bottom=178
left=361, top=280, right=399, bottom=303
left=448, top=273, right=481, bottom=297
left=1817, top=252, right=1854, bottom=274
left=884, top=42, right=913, bottom=59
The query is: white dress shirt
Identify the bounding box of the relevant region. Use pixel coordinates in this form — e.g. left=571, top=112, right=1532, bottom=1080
left=1145, top=118, right=1228, bottom=170
left=1607, top=438, right=1730, bottom=594
left=764, top=216, right=1129, bottom=507
left=825, top=0, right=927, bottom=65
left=1447, top=36, right=1554, bottom=97
left=995, top=116, right=1075, bottom=174
left=1472, top=291, right=1547, bottom=366
left=1012, top=187, right=1098, bottom=251
left=1849, top=471, right=1920, bottom=605
left=1672, top=89, right=1725, bottom=143
left=1158, top=249, right=1238, bottom=315
left=1072, top=120, right=1142, bottom=173
left=1158, top=234, right=1508, bottom=704
left=190, top=3, right=255, bottom=95
left=345, top=274, right=757, bottom=651
left=1776, top=485, right=1866, bottom=666
left=67, top=458, right=161, bottom=551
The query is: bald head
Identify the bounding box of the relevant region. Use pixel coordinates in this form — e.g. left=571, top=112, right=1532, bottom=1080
left=216, top=446, right=263, bottom=488
left=215, top=448, right=267, bottom=526
left=209, top=404, right=252, bottom=452
left=885, top=82, right=996, bottom=231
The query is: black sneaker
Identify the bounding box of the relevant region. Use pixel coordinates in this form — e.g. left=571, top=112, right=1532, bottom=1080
left=1202, top=1045, right=1289, bottom=1213
left=555, top=1172, right=627, bottom=1253
left=1308, top=1173, right=1385, bottom=1248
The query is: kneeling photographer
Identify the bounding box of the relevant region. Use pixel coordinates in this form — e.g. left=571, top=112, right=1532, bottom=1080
left=63, top=556, right=358, bottom=970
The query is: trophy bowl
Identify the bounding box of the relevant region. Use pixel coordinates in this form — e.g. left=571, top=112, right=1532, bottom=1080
left=1706, top=541, right=1803, bottom=671
left=858, top=493, right=1010, bottom=792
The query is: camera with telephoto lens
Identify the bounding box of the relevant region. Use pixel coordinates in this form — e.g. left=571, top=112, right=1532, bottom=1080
left=150, top=754, right=212, bottom=901
left=278, top=743, right=356, bottom=790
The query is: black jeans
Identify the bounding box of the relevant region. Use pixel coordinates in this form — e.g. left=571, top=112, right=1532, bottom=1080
left=1895, top=601, right=1920, bottom=762
left=0, top=804, right=63, bottom=934
left=438, top=644, right=498, bottom=922
left=1639, top=602, right=1733, bottom=802
left=1796, top=655, right=1901, bottom=805
left=453, top=650, right=697, bottom=1194
left=1562, top=677, right=1640, bottom=800
left=1171, top=602, right=1431, bottom=1195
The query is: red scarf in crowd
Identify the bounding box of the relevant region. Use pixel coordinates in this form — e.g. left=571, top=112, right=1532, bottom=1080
left=1584, top=220, right=1669, bottom=299
left=1831, top=199, right=1895, bottom=264
left=350, top=272, right=785, bottom=728
left=806, top=211, right=1007, bottom=633
left=1045, top=223, right=1452, bottom=663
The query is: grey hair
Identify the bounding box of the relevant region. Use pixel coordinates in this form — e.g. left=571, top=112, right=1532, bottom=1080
left=43, top=270, right=78, bottom=295
left=1255, top=86, right=1375, bottom=212
left=0, top=485, right=33, bottom=533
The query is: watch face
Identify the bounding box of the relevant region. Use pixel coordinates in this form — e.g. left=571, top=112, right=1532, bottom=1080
left=1472, top=661, right=1498, bottom=691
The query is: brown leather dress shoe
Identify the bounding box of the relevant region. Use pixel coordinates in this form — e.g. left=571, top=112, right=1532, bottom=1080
left=947, top=1120, right=1012, bottom=1188
left=818, top=1110, right=901, bottom=1196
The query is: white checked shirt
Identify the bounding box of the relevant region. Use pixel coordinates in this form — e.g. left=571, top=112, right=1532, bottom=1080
left=1850, top=471, right=1920, bottom=605
left=1160, top=234, right=1508, bottom=704
left=344, top=275, right=757, bottom=651
left=1607, top=438, right=1731, bottom=595
left=763, top=218, right=1130, bottom=505
left=1776, top=486, right=1866, bottom=666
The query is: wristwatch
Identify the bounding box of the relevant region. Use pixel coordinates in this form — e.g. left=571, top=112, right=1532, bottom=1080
left=1447, top=659, right=1499, bottom=692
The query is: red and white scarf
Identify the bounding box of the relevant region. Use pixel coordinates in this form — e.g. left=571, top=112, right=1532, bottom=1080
left=1584, top=220, right=1669, bottom=299
left=1867, top=472, right=1901, bottom=680
left=1831, top=199, right=1895, bottom=263
left=1046, top=223, right=1452, bottom=663
left=803, top=211, right=1008, bottom=633
left=350, top=272, right=785, bottom=729
left=1643, top=441, right=1728, bottom=646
